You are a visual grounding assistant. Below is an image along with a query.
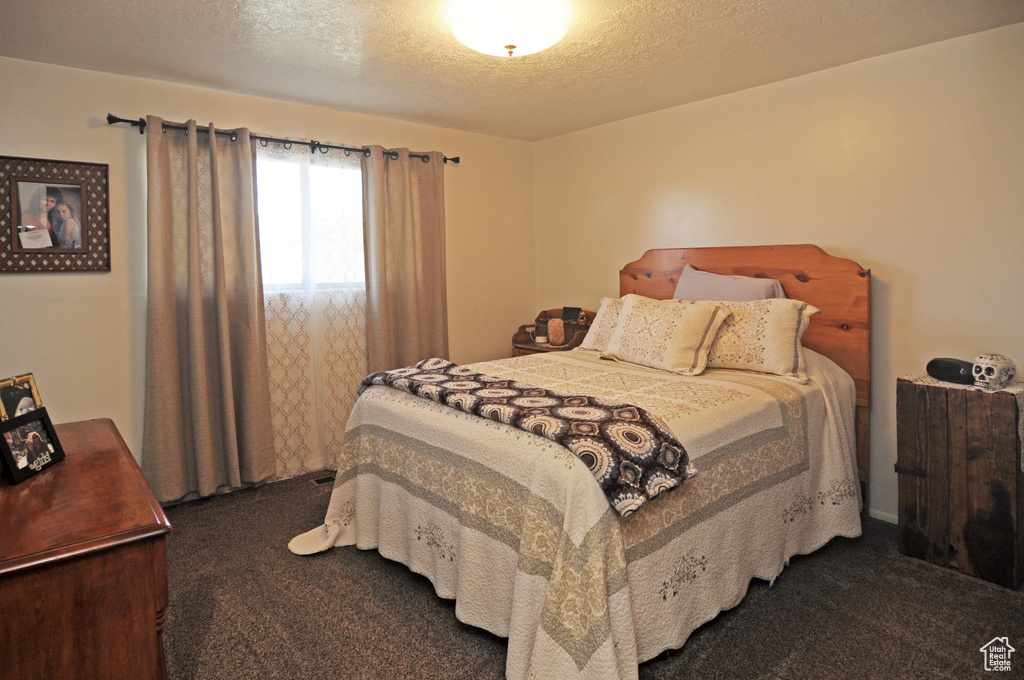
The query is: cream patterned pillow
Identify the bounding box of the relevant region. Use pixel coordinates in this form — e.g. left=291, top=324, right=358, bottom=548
left=603, top=294, right=730, bottom=375
left=705, top=298, right=820, bottom=382
left=579, top=296, right=624, bottom=352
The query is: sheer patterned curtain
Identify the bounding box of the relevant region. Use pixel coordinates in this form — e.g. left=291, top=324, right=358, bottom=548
left=256, top=143, right=367, bottom=477
left=142, top=117, right=277, bottom=503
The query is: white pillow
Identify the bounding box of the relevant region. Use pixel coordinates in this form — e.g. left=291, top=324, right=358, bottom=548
left=579, top=296, right=624, bottom=352
left=705, top=298, right=820, bottom=382
left=603, top=294, right=730, bottom=375
left=673, top=264, right=786, bottom=301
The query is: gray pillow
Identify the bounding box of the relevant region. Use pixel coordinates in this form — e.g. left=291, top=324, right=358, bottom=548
left=673, top=264, right=785, bottom=301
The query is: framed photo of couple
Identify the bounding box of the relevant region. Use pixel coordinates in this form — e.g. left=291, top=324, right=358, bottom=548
left=0, top=374, right=65, bottom=484
left=0, top=155, right=110, bottom=273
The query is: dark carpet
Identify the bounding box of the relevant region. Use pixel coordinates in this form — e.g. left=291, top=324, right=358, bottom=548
left=162, top=474, right=1024, bottom=680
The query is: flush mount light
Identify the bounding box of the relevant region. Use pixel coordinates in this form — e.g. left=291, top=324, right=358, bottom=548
left=447, top=0, right=572, bottom=58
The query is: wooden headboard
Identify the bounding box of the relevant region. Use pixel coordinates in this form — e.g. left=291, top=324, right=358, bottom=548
left=619, top=244, right=871, bottom=506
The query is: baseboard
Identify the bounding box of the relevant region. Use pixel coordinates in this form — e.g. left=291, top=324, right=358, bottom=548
left=868, top=508, right=897, bottom=524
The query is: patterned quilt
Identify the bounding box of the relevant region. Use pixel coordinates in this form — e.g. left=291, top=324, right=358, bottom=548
left=290, top=349, right=862, bottom=680
left=359, top=358, right=696, bottom=517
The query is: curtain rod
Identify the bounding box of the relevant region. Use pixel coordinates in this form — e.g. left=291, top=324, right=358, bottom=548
left=106, top=114, right=460, bottom=165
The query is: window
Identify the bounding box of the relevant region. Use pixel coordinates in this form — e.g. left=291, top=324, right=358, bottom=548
left=255, top=145, right=368, bottom=478
left=256, top=155, right=364, bottom=288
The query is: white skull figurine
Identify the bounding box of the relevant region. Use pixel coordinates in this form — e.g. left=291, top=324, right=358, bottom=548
left=972, top=354, right=1016, bottom=391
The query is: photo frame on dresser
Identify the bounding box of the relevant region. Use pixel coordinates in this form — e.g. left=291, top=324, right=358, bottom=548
left=0, top=373, right=42, bottom=420
left=0, top=407, right=65, bottom=484
left=0, top=155, right=110, bottom=273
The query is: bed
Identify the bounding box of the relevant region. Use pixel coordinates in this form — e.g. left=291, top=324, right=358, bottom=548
left=290, top=244, right=872, bottom=680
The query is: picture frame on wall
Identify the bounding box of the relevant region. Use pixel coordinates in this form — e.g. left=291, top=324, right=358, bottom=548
left=14, top=179, right=86, bottom=250
left=0, top=155, right=110, bottom=273
left=0, top=373, right=43, bottom=420
left=0, top=407, right=65, bottom=484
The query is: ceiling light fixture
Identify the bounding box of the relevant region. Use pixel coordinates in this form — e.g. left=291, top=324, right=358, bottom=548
left=447, top=0, right=571, bottom=58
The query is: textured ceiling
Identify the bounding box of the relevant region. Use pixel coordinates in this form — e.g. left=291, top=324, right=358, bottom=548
left=2, top=0, right=1022, bottom=141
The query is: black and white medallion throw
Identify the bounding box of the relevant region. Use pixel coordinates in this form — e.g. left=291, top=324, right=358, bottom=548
left=359, top=358, right=696, bottom=517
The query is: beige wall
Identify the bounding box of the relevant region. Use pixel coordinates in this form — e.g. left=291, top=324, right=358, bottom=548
left=0, top=57, right=536, bottom=459
left=2, top=23, right=1021, bottom=522
left=533, top=23, right=1024, bottom=521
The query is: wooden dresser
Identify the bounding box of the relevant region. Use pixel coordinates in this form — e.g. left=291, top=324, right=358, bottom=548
left=0, top=419, right=172, bottom=679
left=896, top=375, right=1023, bottom=589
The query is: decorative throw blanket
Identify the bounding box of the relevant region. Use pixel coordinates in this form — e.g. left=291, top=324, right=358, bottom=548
left=359, top=358, right=696, bottom=517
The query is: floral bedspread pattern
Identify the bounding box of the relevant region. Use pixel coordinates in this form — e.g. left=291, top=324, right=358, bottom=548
left=359, top=358, right=696, bottom=517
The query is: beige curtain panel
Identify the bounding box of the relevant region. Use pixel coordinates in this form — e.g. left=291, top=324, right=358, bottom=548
left=142, top=116, right=277, bottom=503
left=362, top=147, right=449, bottom=373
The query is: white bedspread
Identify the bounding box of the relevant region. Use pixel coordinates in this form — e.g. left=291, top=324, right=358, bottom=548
left=290, top=349, right=862, bottom=680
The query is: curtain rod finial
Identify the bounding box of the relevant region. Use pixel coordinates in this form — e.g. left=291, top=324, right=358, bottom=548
left=107, top=113, right=147, bottom=133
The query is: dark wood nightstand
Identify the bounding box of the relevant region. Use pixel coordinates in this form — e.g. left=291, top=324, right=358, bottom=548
left=512, top=308, right=595, bottom=357
left=896, top=373, right=1023, bottom=588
